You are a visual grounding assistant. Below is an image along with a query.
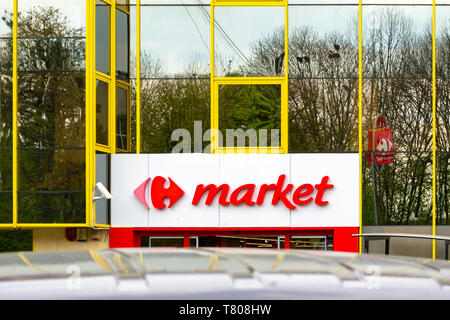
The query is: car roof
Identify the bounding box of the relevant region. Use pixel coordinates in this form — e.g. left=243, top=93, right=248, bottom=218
left=0, top=248, right=449, bottom=299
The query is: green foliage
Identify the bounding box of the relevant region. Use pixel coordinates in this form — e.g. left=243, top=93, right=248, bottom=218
left=219, top=85, right=281, bottom=131
left=141, top=79, right=211, bottom=153
left=0, top=230, right=32, bottom=252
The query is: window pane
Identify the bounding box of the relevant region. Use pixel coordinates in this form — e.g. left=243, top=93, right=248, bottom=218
left=129, top=5, right=137, bottom=79
left=362, top=5, right=432, bottom=79
left=0, top=74, right=12, bottom=223
left=116, top=9, right=129, bottom=81
left=214, top=6, right=285, bottom=77
left=140, top=79, right=210, bottom=153
left=15, top=1, right=87, bottom=224
left=116, top=86, right=128, bottom=151
left=361, top=5, right=433, bottom=227
left=0, top=1, right=13, bottom=73
left=96, top=0, right=110, bottom=75
left=18, top=73, right=85, bottom=148
left=18, top=148, right=86, bottom=223
left=289, top=236, right=329, bottom=251
left=18, top=0, right=86, bottom=34
left=362, top=78, right=432, bottom=152
left=18, top=149, right=85, bottom=192
left=149, top=237, right=184, bottom=248
left=140, top=5, right=210, bottom=78
left=436, top=6, right=449, bottom=226
left=17, top=0, right=86, bottom=72
left=289, top=79, right=358, bottom=152
left=437, top=6, right=450, bottom=151
left=95, top=153, right=109, bottom=225
left=288, top=5, right=358, bottom=79
left=18, top=38, right=85, bottom=72
left=362, top=152, right=432, bottom=225
left=218, top=84, right=281, bottom=149
left=18, top=191, right=85, bottom=223
left=96, top=80, right=109, bottom=146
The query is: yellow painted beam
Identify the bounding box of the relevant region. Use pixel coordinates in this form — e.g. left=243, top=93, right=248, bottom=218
left=136, top=0, right=141, bottom=154
left=358, top=0, right=363, bottom=254
left=432, top=0, right=436, bottom=260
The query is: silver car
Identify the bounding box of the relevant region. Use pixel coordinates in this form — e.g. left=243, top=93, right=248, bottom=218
left=0, top=248, right=449, bottom=299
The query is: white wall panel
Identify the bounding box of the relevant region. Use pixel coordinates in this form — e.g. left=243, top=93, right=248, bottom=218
left=111, top=154, right=149, bottom=227
left=218, top=154, right=291, bottom=228
left=110, top=154, right=359, bottom=229
left=290, top=154, right=359, bottom=227
left=147, top=154, right=220, bottom=228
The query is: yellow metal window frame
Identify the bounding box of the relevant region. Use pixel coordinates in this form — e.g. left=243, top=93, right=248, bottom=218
left=91, top=0, right=131, bottom=227
left=210, top=1, right=289, bottom=154
left=95, top=0, right=115, bottom=153
left=212, top=78, right=288, bottom=154
left=115, top=2, right=132, bottom=153
left=2, top=0, right=92, bottom=229
left=116, top=81, right=132, bottom=153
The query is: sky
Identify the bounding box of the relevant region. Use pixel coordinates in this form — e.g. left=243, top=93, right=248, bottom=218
left=139, top=3, right=441, bottom=75
left=0, top=1, right=448, bottom=73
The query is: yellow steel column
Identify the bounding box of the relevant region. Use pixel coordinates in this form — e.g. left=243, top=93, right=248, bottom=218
left=210, top=3, right=216, bottom=154
left=86, top=0, right=93, bottom=227
left=136, top=0, right=141, bottom=154
left=111, top=1, right=117, bottom=153
left=358, top=0, right=363, bottom=253
left=12, top=0, right=18, bottom=228
left=282, top=2, right=288, bottom=153
left=432, top=0, right=436, bottom=260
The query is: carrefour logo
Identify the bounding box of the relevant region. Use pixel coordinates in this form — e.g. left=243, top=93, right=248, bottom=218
left=134, top=175, right=334, bottom=211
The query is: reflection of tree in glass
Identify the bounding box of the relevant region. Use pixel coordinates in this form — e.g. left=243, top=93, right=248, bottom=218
left=2, top=6, right=86, bottom=223
left=0, top=10, right=13, bottom=224
left=218, top=84, right=281, bottom=147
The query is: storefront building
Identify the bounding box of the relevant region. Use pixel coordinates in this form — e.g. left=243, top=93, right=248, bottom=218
left=0, top=0, right=448, bottom=258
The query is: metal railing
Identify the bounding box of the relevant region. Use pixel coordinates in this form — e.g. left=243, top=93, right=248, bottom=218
left=352, top=233, right=450, bottom=260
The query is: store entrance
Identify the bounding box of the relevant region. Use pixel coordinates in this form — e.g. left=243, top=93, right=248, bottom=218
left=140, top=234, right=332, bottom=250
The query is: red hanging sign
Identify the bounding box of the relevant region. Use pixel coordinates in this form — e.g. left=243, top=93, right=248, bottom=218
left=366, top=117, right=394, bottom=165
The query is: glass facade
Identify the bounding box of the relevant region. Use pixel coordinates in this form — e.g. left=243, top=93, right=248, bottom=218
left=17, top=0, right=86, bottom=224
left=437, top=2, right=449, bottom=225
left=0, top=0, right=446, bottom=250
left=0, top=1, right=13, bottom=223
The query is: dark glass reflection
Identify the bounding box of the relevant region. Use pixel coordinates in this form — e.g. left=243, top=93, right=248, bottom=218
left=436, top=5, right=450, bottom=225
left=362, top=152, right=432, bottom=225
left=0, top=74, right=12, bottom=223
left=15, top=3, right=87, bottom=224
left=96, top=80, right=109, bottom=146
left=95, top=153, right=109, bottom=225
left=18, top=192, right=85, bottom=223
left=140, top=79, right=210, bottom=153
left=218, top=84, right=281, bottom=148
left=288, top=5, right=358, bottom=79
left=18, top=73, right=85, bottom=148
left=116, top=9, right=129, bottom=81
left=116, top=86, right=128, bottom=151
left=96, top=0, right=110, bottom=75
left=214, top=6, right=285, bottom=77
left=0, top=1, right=13, bottom=74
left=18, top=38, right=85, bottom=72
left=289, top=79, right=358, bottom=152
left=17, top=148, right=86, bottom=223
left=361, top=6, right=433, bottom=226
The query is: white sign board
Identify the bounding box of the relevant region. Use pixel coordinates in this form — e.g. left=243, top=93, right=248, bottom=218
left=110, top=154, right=359, bottom=228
